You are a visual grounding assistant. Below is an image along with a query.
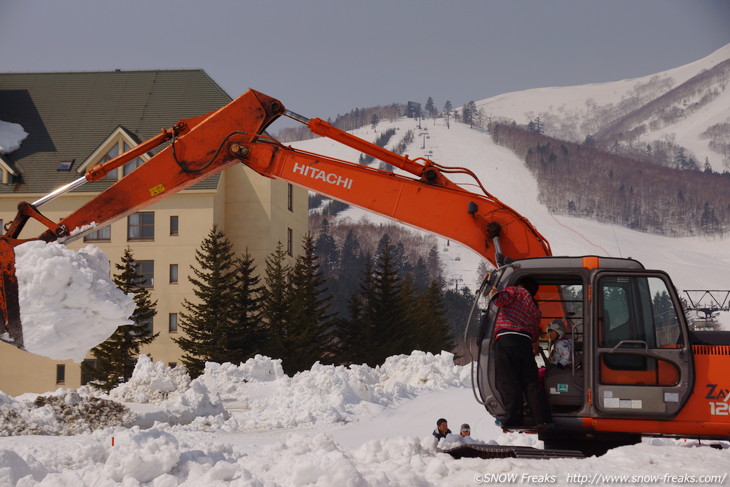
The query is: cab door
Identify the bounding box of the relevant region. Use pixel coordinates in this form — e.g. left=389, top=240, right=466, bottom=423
left=592, top=272, right=693, bottom=418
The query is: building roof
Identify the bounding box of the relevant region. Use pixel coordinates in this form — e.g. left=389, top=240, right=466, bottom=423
left=0, top=70, right=232, bottom=194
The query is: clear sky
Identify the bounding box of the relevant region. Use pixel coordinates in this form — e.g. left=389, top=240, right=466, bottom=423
left=1, top=0, right=729, bottom=126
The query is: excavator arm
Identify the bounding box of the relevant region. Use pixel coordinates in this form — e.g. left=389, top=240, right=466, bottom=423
left=0, top=89, right=550, bottom=348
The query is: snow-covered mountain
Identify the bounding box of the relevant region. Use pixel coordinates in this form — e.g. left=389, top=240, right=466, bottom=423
left=476, top=43, right=730, bottom=171
left=294, top=47, right=730, bottom=327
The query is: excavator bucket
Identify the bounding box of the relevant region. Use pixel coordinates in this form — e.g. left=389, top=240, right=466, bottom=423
left=0, top=238, right=22, bottom=349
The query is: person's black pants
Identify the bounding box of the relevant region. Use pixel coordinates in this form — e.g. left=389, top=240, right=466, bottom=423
left=494, top=334, right=551, bottom=427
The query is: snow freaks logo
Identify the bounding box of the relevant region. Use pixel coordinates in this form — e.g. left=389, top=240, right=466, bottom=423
left=291, top=163, right=353, bottom=190
left=474, top=473, right=556, bottom=483
left=705, top=383, right=730, bottom=416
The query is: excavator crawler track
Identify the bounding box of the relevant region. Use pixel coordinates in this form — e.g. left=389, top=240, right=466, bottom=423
left=441, top=444, right=585, bottom=460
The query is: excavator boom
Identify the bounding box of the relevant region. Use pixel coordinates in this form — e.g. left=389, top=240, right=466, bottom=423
left=0, top=89, right=551, bottom=349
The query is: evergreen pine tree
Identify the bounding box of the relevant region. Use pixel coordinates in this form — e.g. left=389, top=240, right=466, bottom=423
left=367, top=239, right=410, bottom=364
left=370, top=113, right=380, bottom=131
left=427, top=245, right=444, bottom=287
left=443, top=101, right=453, bottom=129
left=332, top=289, right=372, bottom=365
left=394, top=241, right=412, bottom=278
left=222, top=250, right=267, bottom=364
left=260, top=241, right=291, bottom=361
left=424, top=97, right=436, bottom=118
left=84, top=247, right=158, bottom=391
left=331, top=229, right=366, bottom=319
left=396, top=273, right=419, bottom=353
left=173, top=226, right=238, bottom=377
left=463, top=101, right=477, bottom=127
left=413, top=280, right=455, bottom=354
left=284, top=234, right=335, bottom=373
left=444, top=286, right=477, bottom=339
left=339, top=257, right=379, bottom=365
left=314, top=218, right=339, bottom=279
left=412, top=256, right=430, bottom=293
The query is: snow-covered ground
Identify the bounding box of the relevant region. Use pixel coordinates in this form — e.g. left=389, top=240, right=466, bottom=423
left=2, top=353, right=728, bottom=486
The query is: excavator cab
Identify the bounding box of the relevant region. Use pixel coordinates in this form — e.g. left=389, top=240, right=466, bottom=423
left=470, top=256, right=696, bottom=455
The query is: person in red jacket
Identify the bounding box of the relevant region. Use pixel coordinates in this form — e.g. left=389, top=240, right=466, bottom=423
left=492, top=278, right=552, bottom=430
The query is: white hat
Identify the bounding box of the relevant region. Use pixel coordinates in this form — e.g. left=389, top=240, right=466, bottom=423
left=547, top=320, right=566, bottom=339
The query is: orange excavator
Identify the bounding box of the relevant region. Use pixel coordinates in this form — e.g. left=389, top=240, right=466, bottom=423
left=1, top=90, right=728, bottom=456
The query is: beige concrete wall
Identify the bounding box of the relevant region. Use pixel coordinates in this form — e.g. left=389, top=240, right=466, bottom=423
left=223, top=165, right=308, bottom=266
left=0, top=166, right=308, bottom=395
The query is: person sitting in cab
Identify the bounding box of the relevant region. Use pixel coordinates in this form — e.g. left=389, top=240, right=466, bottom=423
left=546, top=320, right=572, bottom=368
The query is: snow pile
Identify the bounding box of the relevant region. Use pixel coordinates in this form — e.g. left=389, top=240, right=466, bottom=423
left=130, top=379, right=227, bottom=428
left=14, top=241, right=136, bottom=362
left=0, top=389, right=135, bottom=436
left=0, top=358, right=226, bottom=435
left=107, top=356, right=226, bottom=427
left=197, top=354, right=286, bottom=398
left=103, top=427, right=182, bottom=483
left=184, top=351, right=470, bottom=431
left=0, top=120, right=28, bottom=154
left=376, top=351, right=470, bottom=402
left=109, top=355, right=191, bottom=404
left=51, top=351, right=471, bottom=433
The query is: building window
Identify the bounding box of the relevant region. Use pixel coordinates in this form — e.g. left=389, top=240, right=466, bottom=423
left=57, top=160, right=74, bottom=171
left=81, top=359, right=97, bottom=385
left=169, top=264, right=178, bottom=284
left=170, top=216, right=179, bottom=236
left=122, top=142, right=144, bottom=175
left=82, top=129, right=152, bottom=180
left=98, top=145, right=120, bottom=180
left=287, top=183, right=294, bottom=212
left=287, top=228, right=293, bottom=257
left=128, top=212, right=154, bottom=240
left=56, top=364, right=65, bottom=384
left=134, top=260, right=154, bottom=288
left=168, top=362, right=177, bottom=368
left=122, top=157, right=145, bottom=175
left=169, top=313, right=178, bottom=333
left=140, top=317, right=154, bottom=335
left=84, top=225, right=111, bottom=242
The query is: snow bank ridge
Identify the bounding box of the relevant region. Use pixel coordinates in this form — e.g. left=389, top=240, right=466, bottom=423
left=1, top=351, right=469, bottom=437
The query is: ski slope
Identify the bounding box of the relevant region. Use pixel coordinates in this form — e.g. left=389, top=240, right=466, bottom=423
left=293, top=114, right=730, bottom=328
